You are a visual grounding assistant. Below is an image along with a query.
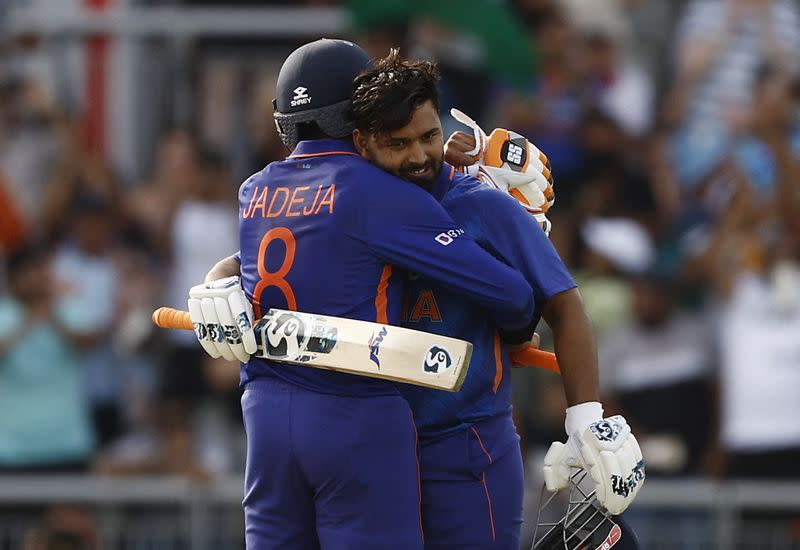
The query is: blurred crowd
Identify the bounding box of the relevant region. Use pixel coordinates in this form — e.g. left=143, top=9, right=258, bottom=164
left=1, top=0, right=799, bottom=493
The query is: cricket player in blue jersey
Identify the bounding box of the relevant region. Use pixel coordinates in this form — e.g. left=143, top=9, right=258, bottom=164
left=347, top=51, right=644, bottom=549
left=187, top=39, right=542, bottom=550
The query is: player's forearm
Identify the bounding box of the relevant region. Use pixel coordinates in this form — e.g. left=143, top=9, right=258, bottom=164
left=204, top=254, right=241, bottom=283
left=541, top=288, right=599, bottom=406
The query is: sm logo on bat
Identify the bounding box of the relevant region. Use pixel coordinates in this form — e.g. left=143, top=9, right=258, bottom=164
left=368, top=327, right=388, bottom=368
left=424, top=346, right=452, bottom=373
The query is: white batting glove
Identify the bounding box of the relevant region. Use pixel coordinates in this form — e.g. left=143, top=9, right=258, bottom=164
left=470, top=164, right=553, bottom=234
left=188, top=276, right=257, bottom=363
left=543, top=402, right=645, bottom=515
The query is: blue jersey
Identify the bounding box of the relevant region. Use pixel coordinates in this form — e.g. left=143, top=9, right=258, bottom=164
left=237, top=140, right=537, bottom=396
left=399, top=171, right=576, bottom=438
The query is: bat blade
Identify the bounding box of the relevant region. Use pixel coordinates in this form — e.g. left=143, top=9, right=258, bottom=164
left=152, top=306, right=472, bottom=391
left=253, top=309, right=472, bottom=391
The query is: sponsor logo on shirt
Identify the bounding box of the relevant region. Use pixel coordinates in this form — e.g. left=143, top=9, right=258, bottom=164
left=434, top=228, right=465, bottom=246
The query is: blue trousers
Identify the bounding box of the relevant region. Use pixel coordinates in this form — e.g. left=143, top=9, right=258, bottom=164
left=419, top=416, right=524, bottom=549
left=241, top=377, right=423, bottom=549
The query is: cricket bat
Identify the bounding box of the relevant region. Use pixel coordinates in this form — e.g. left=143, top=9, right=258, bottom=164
left=152, top=306, right=473, bottom=391
left=152, top=307, right=561, bottom=390
left=511, top=345, right=560, bottom=374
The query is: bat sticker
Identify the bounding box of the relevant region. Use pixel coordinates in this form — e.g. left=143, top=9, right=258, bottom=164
left=261, top=312, right=307, bottom=360
left=424, top=346, right=452, bottom=373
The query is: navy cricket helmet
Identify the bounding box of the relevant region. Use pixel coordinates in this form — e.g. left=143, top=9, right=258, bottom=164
left=273, top=38, right=373, bottom=149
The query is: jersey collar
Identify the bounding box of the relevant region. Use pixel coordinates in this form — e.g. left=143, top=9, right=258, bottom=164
left=289, top=141, right=455, bottom=203
left=288, top=139, right=360, bottom=158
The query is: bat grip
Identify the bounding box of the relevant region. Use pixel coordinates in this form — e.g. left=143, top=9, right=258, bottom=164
left=510, top=346, right=560, bottom=374
left=152, top=307, right=193, bottom=330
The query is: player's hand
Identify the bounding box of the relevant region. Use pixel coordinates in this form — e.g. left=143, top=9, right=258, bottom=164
left=444, top=131, right=482, bottom=167
left=543, top=403, right=645, bottom=515
left=507, top=332, right=540, bottom=353
left=188, top=276, right=257, bottom=363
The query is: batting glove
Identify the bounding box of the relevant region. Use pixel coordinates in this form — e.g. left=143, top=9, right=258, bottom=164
left=188, top=276, right=257, bottom=363
left=543, top=402, right=646, bottom=515
left=449, top=108, right=555, bottom=233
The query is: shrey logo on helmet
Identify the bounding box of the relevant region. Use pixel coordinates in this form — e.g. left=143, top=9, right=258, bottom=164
left=424, top=346, right=452, bottom=373
left=291, top=86, right=311, bottom=107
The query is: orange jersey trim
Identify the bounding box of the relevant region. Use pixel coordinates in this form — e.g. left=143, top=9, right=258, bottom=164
left=374, top=265, right=393, bottom=324
left=492, top=331, right=503, bottom=393
left=287, top=151, right=360, bottom=159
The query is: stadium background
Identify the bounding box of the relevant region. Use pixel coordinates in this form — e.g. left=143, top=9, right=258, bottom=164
left=1, top=0, right=799, bottom=548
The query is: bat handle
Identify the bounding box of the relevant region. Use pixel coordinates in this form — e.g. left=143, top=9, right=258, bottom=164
left=152, top=307, right=193, bottom=330
left=510, top=346, right=560, bottom=374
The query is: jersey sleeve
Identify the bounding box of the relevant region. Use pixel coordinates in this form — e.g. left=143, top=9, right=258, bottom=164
left=360, top=174, right=535, bottom=330
left=471, top=186, right=577, bottom=309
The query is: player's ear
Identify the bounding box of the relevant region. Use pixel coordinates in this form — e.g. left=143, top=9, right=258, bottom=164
left=352, top=129, right=370, bottom=159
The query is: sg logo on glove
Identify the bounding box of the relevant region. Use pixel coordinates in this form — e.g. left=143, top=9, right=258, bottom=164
left=590, top=418, right=621, bottom=442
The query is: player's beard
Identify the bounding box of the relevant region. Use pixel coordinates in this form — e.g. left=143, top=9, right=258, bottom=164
left=364, top=147, right=444, bottom=192
left=397, top=156, right=443, bottom=191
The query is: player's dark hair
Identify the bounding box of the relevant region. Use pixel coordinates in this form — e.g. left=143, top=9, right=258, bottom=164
left=351, top=49, right=440, bottom=134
